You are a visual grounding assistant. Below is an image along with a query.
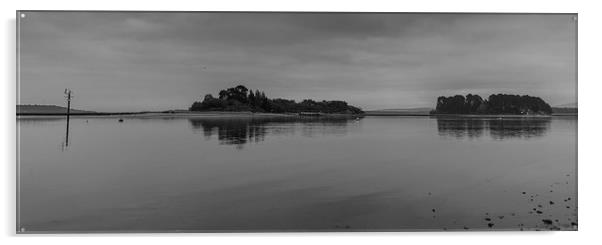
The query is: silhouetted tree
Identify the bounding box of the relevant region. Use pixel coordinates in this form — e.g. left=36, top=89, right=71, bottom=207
left=466, top=94, right=484, bottom=113
left=433, top=93, right=552, bottom=115
left=189, top=85, right=363, bottom=114
left=248, top=89, right=256, bottom=109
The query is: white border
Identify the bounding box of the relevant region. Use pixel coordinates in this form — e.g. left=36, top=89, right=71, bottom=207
left=2, top=0, right=600, bottom=244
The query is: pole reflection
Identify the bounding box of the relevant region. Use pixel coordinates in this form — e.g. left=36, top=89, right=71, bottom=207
left=60, top=117, right=70, bottom=151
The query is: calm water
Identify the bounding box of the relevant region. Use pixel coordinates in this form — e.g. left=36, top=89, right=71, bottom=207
left=17, top=116, right=577, bottom=232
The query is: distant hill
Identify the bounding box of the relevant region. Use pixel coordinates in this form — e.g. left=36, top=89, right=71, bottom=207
left=552, top=102, right=577, bottom=115
left=17, top=105, right=96, bottom=115
left=556, top=102, right=577, bottom=108
left=365, top=107, right=433, bottom=116
left=552, top=107, right=578, bottom=115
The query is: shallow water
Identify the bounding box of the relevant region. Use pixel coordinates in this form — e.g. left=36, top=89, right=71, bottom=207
left=17, top=116, right=577, bottom=232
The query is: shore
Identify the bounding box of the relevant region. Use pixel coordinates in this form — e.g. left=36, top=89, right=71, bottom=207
left=427, top=114, right=577, bottom=118
left=17, top=110, right=577, bottom=119
left=365, top=112, right=577, bottom=117
left=17, top=111, right=364, bottom=119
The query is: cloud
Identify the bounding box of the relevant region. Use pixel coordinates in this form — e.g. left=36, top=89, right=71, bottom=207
left=18, top=12, right=576, bottom=111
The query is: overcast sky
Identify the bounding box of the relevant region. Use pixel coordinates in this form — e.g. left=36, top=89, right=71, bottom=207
left=19, top=12, right=577, bottom=111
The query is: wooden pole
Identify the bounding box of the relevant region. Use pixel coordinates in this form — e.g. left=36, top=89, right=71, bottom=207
left=66, top=90, right=71, bottom=117
left=65, top=89, right=71, bottom=147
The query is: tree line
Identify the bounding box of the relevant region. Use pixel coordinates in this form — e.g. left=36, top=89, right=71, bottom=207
left=432, top=94, right=553, bottom=115
left=189, top=85, right=363, bottom=114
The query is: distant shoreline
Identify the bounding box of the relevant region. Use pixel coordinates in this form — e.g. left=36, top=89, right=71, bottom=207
left=365, top=113, right=577, bottom=117
left=17, top=111, right=363, bottom=119
left=18, top=105, right=577, bottom=118
left=17, top=111, right=577, bottom=119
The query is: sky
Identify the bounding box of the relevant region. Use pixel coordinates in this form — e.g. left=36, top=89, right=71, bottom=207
left=18, top=12, right=577, bottom=112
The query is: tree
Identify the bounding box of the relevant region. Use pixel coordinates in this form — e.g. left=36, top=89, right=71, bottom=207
left=433, top=93, right=552, bottom=115
left=218, top=90, right=228, bottom=100
left=465, top=94, right=484, bottom=113
left=248, top=89, right=256, bottom=109
left=189, top=85, right=364, bottom=114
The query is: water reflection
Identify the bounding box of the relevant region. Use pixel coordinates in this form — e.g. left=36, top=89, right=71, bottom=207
left=61, top=114, right=72, bottom=151
left=189, top=117, right=356, bottom=148
left=436, top=117, right=551, bottom=140
left=436, top=117, right=485, bottom=139
left=17, top=116, right=577, bottom=231
left=17, top=116, right=73, bottom=151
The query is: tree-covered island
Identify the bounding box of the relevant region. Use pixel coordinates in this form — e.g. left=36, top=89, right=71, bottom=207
left=432, top=94, right=553, bottom=115
left=190, top=85, right=364, bottom=114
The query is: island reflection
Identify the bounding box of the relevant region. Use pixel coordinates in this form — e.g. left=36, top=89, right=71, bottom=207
left=189, top=117, right=356, bottom=148
left=436, top=117, right=551, bottom=140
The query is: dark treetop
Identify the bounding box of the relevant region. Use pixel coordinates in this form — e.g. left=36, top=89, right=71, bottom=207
left=189, top=85, right=364, bottom=114
left=432, top=94, right=553, bottom=115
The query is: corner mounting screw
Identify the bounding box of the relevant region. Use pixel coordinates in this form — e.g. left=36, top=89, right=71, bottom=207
left=20, top=13, right=26, bottom=18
